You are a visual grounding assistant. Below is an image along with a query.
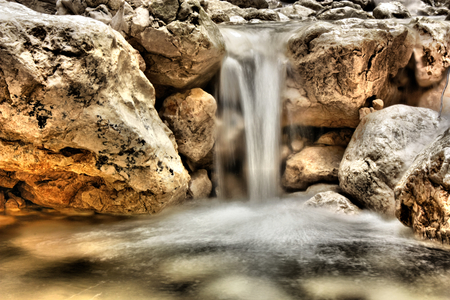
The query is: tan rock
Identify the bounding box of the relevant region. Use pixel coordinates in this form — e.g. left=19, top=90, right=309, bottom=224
left=304, top=191, right=360, bottom=215
left=0, top=170, right=19, bottom=188
left=359, top=107, right=371, bottom=120
left=372, top=99, right=384, bottom=110
left=160, top=88, right=217, bottom=163
left=282, top=146, right=345, bottom=190
left=290, top=137, right=305, bottom=153
left=188, top=169, right=212, bottom=199
left=284, top=19, right=414, bottom=128
left=7, top=193, right=26, bottom=209
left=0, top=215, right=16, bottom=228
left=315, top=129, right=353, bottom=147
left=0, top=1, right=190, bottom=214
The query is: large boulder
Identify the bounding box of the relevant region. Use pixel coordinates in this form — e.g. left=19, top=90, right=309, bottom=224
left=282, top=146, right=345, bottom=190
left=284, top=19, right=414, bottom=128
left=0, top=1, right=190, bottom=214
left=160, top=88, right=217, bottom=163
left=56, top=0, right=226, bottom=91
left=339, top=105, right=443, bottom=216
left=395, top=129, right=450, bottom=244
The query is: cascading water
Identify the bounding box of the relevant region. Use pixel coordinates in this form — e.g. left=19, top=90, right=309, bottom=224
left=216, top=24, right=297, bottom=200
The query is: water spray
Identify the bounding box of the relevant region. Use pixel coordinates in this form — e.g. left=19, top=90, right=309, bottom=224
left=439, top=68, right=450, bottom=119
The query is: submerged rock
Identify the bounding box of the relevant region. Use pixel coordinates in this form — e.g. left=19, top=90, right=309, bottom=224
left=395, top=129, right=450, bottom=244
left=0, top=1, right=190, bottom=214
left=305, top=191, right=360, bottom=215
left=160, top=88, right=217, bottom=163
left=339, top=105, right=443, bottom=216
left=284, top=19, right=414, bottom=128
left=282, top=146, right=345, bottom=190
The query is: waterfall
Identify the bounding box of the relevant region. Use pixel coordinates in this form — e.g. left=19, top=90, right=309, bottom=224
left=216, top=24, right=296, bottom=201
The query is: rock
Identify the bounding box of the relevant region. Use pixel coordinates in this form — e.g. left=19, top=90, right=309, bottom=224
left=372, top=99, right=384, bottom=110
left=0, top=1, right=190, bottom=214
left=160, top=88, right=217, bottom=163
left=373, top=2, right=411, bottom=19
left=290, top=138, right=305, bottom=153
left=210, top=11, right=231, bottom=23
left=278, top=4, right=315, bottom=19
left=418, top=6, right=450, bottom=16
left=5, top=199, right=20, bottom=211
left=295, top=0, right=324, bottom=11
left=282, top=146, right=345, bottom=190
left=229, top=15, right=247, bottom=23
left=305, top=191, right=360, bottom=215
left=0, top=191, right=5, bottom=212
left=286, top=183, right=341, bottom=198
left=339, top=105, right=443, bottom=216
left=0, top=170, right=19, bottom=188
left=149, top=0, right=178, bottom=23
left=284, top=19, right=414, bottom=128
left=316, top=6, right=373, bottom=20
left=7, top=193, right=26, bottom=208
left=315, top=129, right=353, bottom=147
left=8, top=0, right=57, bottom=14
left=224, top=0, right=269, bottom=9
left=395, top=129, right=450, bottom=244
left=244, top=9, right=280, bottom=21
left=359, top=107, right=372, bottom=119
left=411, top=18, right=450, bottom=87
left=188, top=169, right=212, bottom=199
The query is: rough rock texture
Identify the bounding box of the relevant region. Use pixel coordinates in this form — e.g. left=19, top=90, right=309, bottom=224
left=284, top=19, right=414, bottom=128
left=282, top=146, right=345, bottom=190
left=0, top=1, right=190, bottom=214
left=373, top=2, right=411, bottom=19
left=411, top=18, right=450, bottom=87
left=56, top=0, right=226, bottom=90
left=315, top=129, right=354, bottom=147
left=316, top=6, right=373, bottom=20
left=395, top=129, right=450, bottom=244
left=305, top=191, right=360, bottom=215
left=160, top=88, right=217, bottom=163
left=339, top=105, right=443, bottom=216
left=188, top=169, right=212, bottom=199
left=8, top=0, right=56, bottom=14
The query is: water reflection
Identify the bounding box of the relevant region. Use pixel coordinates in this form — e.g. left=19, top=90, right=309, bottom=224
left=1, top=198, right=450, bottom=299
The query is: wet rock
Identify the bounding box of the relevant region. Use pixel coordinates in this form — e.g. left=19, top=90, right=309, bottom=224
left=373, top=2, right=411, bottom=19
left=224, top=0, right=269, bottom=9
left=305, top=191, right=360, bottom=215
left=295, top=0, right=324, bottom=11
left=188, top=169, right=212, bottom=199
left=395, top=129, right=450, bottom=244
left=411, top=18, right=450, bottom=87
left=8, top=0, right=57, bottom=14
left=229, top=15, right=247, bottom=23
left=0, top=1, right=190, bottom=214
left=7, top=193, right=26, bottom=209
left=244, top=9, right=280, bottom=21
left=0, top=170, right=19, bottom=189
left=339, top=105, right=443, bottom=216
left=359, top=107, right=372, bottom=120
left=5, top=199, right=20, bottom=211
left=315, top=129, right=353, bottom=147
left=287, top=183, right=341, bottom=198
left=284, top=19, right=414, bottom=128
left=282, top=146, right=345, bottom=190
left=160, top=88, right=217, bottom=163
left=211, top=11, right=231, bottom=23
left=278, top=4, right=315, bottom=19
left=418, top=6, right=450, bottom=16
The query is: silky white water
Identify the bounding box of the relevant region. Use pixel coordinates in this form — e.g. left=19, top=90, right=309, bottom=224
left=216, top=24, right=298, bottom=200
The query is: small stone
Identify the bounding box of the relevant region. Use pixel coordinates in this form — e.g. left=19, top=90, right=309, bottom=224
left=359, top=107, right=371, bottom=120
left=305, top=191, right=360, bottom=215
left=372, top=99, right=384, bottom=110
left=290, top=138, right=305, bottom=153
left=188, top=169, right=212, bottom=199
left=5, top=199, right=19, bottom=211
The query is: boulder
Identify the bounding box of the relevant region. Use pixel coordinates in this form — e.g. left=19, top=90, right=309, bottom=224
left=411, top=18, right=450, bottom=87
left=160, top=88, right=217, bottom=163
left=294, top=0, right=324, bottom=11
left=373, top=2, right=411, bottom=19
left=282, top=146, right=345, bottom=190
left=244, top=9, right=280, bottom=21
left=0, top=1, right=190, bottom=214
left=305, top=191, right=360, bottom=215
left=284, top=19, right=414, bottom=128
left=395, top=129, right=450, bottom=244
left=339, top=105, right=443, bottom=216
left=188, top=169, right=212, bottom=199
left=56, top=0, right=226, bottom=90
left=316, top=6, right=372, bottom=20
left=278, top=3, right=315, bottom=19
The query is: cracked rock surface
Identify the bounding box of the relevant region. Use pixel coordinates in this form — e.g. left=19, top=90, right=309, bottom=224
left=339, top=105, right=443, bottom=216
left=0, top=0, right=190, bottom=214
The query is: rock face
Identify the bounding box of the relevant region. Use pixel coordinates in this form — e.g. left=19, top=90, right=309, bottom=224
left=160, top=88, right=217, bottom=163
left=56, top=0, right=226, bottom=90
left=284, top=19, right=414, bottom=128
left=282, top=146, right=345, bottom=190
left=0, top=1, right=190, bottom=214
left=305, top=191, right=360, bottom=215
left=395, top=129, right=450, bottom=244
left=339, top=105, right=443, bottom=216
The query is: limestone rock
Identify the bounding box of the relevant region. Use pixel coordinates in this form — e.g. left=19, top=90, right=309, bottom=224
left=418, top=6, right=449, bottom=16
left=315, top=129, right=353, bottom=147
left=0, top=1, right=190, bottom=214
left=316, top=6, right=373, bottom=20
left=373, top=2, right=411, bottom=19
left=188, top=169, right=212, bottom=199
left=411, top=18, right=450, bottom=87
left=305, top=191, right=360, bottom=215
left=282, top=146, right=345, bottom=190
left=284, top=19, right=414, bottom=128
left=395, top=129, right=450, bottom=244
left=339, top=105, right=443, bottom=216
left=244, top=8, right=279, bottom=21
left=160, top=88, right=217, bottom=163
left=5, top=199, right=20, bottom=211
